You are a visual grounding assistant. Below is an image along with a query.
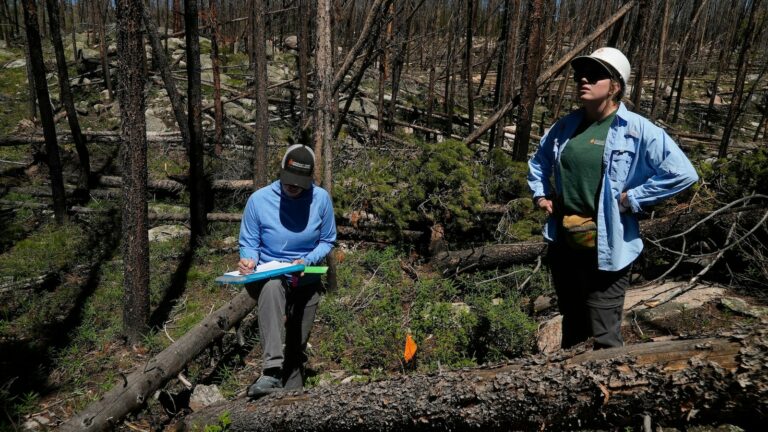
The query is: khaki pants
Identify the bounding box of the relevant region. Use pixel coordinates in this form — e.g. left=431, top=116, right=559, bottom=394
left=255, top=278, right=321, bottom=389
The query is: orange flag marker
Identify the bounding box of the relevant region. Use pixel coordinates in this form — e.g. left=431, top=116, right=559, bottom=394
left=404, top=333, right=417, bottom=363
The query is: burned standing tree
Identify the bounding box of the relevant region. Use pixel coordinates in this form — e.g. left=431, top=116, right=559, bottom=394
left=490, top=0, right=519, bottom=155
left=719, top=0, right=762, bottom=158
left=21, top=0, right=66, bottom=224
left=512, top=0, right=543, bottom=161
left=45, top=0, right=90, bottom=191
left=141, top=1, right=190, bottom=149
left=116, top=0, right=149, bottom=342
left=252, top=0, right=268, bottom=189
left=209, top=0, right=224, bottom=156
left=185, top=0, right=208, bottom=245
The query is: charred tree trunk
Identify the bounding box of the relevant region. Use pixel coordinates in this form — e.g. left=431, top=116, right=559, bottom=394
left=650, top=0, right=669, bottom=119
left=116, top=0, right=149, bottom=342
left=23, top=27, right=37, bottom=119
left=628, top=0, right=650, bottom=111
left=297, top=0, right=310, bottom=124
left=662, top=0, right=707, bottom=122
left=141, top=1, right=190, bottom=149
left=465, top=0, right=475, bottom=133
left=22, top=0, right=66, bottom=223
left=97, top=2, right=112, bottom=100
left=512, top=0, right=543, bottom=161
left=491, top=0, right=519, bottom=155
left=185, top=0, right=208, bottom=245
left=252, top=0, right=268, bottom=189
left=45, top=0, right=90, bottom=191
left=314, top=0, right=333, bottom=188
left=387, top=1, right=412, bottom=134
left=719, top=0, right=761, bottom=158
left=209, top=0, right=224, bottom=156
left=184, top=328, right=768, bottom=431
left=172, top=0, right=181, bottom=32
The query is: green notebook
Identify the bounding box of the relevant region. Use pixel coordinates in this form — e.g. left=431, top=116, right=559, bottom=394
left=303, top=266, right=329, bottom=274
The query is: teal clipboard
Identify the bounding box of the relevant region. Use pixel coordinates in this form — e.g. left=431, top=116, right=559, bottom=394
left=215, top=264, right=305, bottom=285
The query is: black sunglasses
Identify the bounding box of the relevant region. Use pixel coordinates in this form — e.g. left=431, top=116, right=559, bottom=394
left=573, top=68, right=613, bottom=84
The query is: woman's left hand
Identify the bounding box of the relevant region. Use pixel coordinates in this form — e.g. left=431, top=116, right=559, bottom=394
left=619, top=192, right=631, bottom=213
left=292, top=258, right=306, bottom=277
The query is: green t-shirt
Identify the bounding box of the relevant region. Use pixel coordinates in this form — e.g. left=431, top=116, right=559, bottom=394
left=560, top=110, right=617, bottom=216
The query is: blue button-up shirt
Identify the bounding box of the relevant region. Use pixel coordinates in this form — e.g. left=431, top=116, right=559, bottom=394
left=528, top=103, right=699, bottom=271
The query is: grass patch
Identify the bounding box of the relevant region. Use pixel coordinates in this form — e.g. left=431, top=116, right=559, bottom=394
left=0, top=221, right=88, bottom=280
left=315, top=247, right=538, bottom=374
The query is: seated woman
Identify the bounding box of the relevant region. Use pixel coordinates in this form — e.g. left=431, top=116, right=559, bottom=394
left=238, top=144, right=336, bottom=396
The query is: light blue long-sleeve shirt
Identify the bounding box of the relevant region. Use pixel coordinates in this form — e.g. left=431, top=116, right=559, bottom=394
left=239, top=180, right=337, bottom=270
left=528, top=103, right=699, bottom=271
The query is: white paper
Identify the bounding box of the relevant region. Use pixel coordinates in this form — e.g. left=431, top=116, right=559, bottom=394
left=224, top=260, right=295, bottom=277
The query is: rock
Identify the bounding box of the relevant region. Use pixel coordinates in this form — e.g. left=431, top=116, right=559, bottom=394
left=225, top=104, right=250, bottom=121
left=5, top=58, right=26, bottom=69
left=347, top=98, right=378, bottom=117
left=189, top=384, right=225, bottom=412
left=145, top=110, right=170, bottom=132
left=240, top=98, right=255, bottom=109
left=402, top=127, right=414, bottom=135
left=148, top=225, right=191, bottom=242
left=340, top=375, right=365, bottom=384
left=107, top=44, right=117, bottom=55
left=22, top=414, right=51, bottom=430
left=100, top=89, right=111, bottom=101
left=451, top=302, right=471, bottom=315
left=79, top=48, right=100, bottom=61
left=200, top=55, right=212, bottom=69
left=166, top=37, right=185, bottom=51
left=179, top=61, right=187, bottom=69
left=720, top=296, right=768, bottom=319
left=284, top=35, right=298, bottom=50
left=537, top=314, right=562, bottom=353
left=76, top=101, right=90, bottom=115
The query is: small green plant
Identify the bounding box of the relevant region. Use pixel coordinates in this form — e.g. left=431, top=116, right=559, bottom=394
left=203, top=411, right=231, bottom=432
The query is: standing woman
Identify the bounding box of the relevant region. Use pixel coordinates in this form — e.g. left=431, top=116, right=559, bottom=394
left=528, top=48, right=698, bottom=349
left=238, top=144, right=337, bottom=396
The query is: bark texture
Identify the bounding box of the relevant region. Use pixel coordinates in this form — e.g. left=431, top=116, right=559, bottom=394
left=22, top=0, right=67, bottom=223
left=182, top=328, right=768, bottom=431
left=251, top=0, right=268, bottom=189
left=185, top=0, right=208, bottom=244
left=45, top=0, right=90, bottom=190
left=116, top=0, right=149, bottom=342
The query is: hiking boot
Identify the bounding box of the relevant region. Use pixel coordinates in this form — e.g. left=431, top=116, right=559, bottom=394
left=247, top=374, right=283, bottom=398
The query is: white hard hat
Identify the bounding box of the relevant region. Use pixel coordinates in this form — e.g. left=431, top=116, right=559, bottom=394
left=571, top=47, right=631, bottom=88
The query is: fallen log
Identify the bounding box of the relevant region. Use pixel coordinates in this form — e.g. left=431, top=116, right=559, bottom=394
left=56, top=286, right=261, bottom=432
left=182, top=327, right=767, bottom=431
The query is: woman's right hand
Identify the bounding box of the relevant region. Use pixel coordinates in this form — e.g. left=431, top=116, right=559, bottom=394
left=238, top=258, right=256, bottom=275
left=536, top=198, right=554, bottom=215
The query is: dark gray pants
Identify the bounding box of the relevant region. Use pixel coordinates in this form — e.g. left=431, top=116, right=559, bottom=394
left=548, top=241, right=630, bottom=349
left=256, top=278, right=321, bottom=389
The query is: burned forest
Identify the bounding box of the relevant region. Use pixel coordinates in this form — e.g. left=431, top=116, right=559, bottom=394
left=1, top=0, right=767, bottom=431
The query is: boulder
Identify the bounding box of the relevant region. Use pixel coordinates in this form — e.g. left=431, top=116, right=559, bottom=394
left=189, top=384, right=225, bottom=412
left=148, top=225, right=191, bottom=242
left=5, top=58, right=26, bottom=69
left=166, top=37, right=185, bottom=51
left=284, top=35, right=298, bottom=50
left=224, top=104, right=250, bottom=122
